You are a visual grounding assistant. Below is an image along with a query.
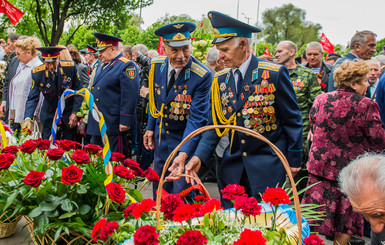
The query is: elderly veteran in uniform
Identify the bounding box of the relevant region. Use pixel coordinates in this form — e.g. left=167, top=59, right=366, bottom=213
left=84, top=44, right=100, bottom=78
left=143, top=22, right=212, bottom=197
left=23, top=47, right=83, bottom=140
left=86, top=33, right=139, bottom=155
left=175, top=11, right=303, bottom=208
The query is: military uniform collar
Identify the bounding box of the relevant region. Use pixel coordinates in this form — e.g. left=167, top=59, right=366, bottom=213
left=167, top=60, right=182, bottom=81
left=231, top=53, right=252, bottom=79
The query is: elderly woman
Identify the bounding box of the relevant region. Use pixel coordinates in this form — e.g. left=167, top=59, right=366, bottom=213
left=302, top=60, right=385, bottom=245
left=8, top=37, right=42, bottom=130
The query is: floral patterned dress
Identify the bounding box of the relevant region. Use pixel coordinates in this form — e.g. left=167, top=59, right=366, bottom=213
left=302, top=88, right=385, bottom=237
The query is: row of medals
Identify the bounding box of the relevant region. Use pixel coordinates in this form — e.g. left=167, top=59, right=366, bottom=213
left=168, top=92, right=191, bottom=121
left=242, top=92, right=277, bottom=134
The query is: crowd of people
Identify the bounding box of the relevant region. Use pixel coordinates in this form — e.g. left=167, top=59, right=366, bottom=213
left=0, top=10, right=384, bottom=245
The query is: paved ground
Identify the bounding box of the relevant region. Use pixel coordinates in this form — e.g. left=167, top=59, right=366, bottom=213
left=0, top=181, right=370, bottom=245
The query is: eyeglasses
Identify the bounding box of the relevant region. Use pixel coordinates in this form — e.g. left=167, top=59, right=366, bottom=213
left=16, top=51, right=27, bottom=56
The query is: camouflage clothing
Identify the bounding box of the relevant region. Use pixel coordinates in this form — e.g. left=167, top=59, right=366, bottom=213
left=289, top=64, right=321, bottom=147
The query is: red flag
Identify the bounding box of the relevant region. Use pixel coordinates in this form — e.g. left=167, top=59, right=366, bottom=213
left=263, top=45, right=269, bottom=55
left=320, top=33, right=334, bottom=54
left=157, top=37, right=164, bottom=55
left=0, top=0, right=24, bottom=25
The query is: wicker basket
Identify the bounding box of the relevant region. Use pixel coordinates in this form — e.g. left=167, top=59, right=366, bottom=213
left=155, top=125, right=303, bottom=245
left=0, top=215, right=21, bottom=239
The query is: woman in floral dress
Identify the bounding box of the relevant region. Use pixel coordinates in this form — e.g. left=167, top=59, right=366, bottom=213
left=302, top=60, right=385, bottom=245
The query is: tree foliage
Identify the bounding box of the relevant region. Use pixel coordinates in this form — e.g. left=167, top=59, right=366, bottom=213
left=260, top=3, right=321, bottom=47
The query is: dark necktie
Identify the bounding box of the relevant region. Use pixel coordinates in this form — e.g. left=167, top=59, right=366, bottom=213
left=167, top=69, right=176, bottom=94
left=235, top=69, right=243, bottom=95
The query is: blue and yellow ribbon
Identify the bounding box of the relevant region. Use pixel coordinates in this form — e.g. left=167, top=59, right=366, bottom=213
left=0, top=122, right=8, bottom=148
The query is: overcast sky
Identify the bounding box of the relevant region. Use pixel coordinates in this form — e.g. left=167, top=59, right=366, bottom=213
left=138, top=0, right=384, bottom=47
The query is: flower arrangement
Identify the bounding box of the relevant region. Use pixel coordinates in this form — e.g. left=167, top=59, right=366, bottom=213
left=192, top=39, right=212, bottom=64
left=0, top=130, right=159, bottom=243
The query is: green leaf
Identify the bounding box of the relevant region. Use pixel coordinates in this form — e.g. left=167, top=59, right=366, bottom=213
left=130, top=189, right=143, bottom=202
left=76, top=185, right=87, bottom=194
left=39, top=201, right=57, bottom=212
left=61, top=199, right=73, bottom=212
left=4, top=191, right=18, bottom=210
left=58, top=212, right=77, bottom=219
left=28, top=207, right=43, bottom=218
left=46, top=210, right=60, bottom=218
left=79, top=204, right=91, bottom=215
left=54, top=226, right=63, bottom=241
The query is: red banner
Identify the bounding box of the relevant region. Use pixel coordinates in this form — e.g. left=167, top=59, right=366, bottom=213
left=320, top=33, right=334, bottom=54
left=157, top=37, right=165, bottom=55
left=263, top=45, right=269, bottom=56
left=0, top=0, right=24, bottom=25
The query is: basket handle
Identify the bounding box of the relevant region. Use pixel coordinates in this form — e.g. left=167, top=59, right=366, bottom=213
left=155, top=125, right=302, bottom=245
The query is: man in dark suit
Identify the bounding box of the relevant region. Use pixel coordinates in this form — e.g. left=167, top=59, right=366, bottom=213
left=86, top=33, right=139, bottom=155
left=179, top=11, right=303, bottom=208
left=23, top=47, right=83, bottom=140
left=328, top=30, right=377, bottom=92
left=0, top=56, right=19, bottom=123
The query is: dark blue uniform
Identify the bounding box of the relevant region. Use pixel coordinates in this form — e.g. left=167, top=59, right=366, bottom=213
left=147, top=55, right=212, bottom=195
left=86, top=54, right=139, bottom=154
left=24, top=61, right=83, bottom=139
left=194, top=55, right=303, bottom=208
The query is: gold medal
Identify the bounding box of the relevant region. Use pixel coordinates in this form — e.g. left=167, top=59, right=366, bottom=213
left=255, top=95, right=259, bottom=101
left=244, top=119, right=250, bottom=126
left=256, top=118, right=262, bottom=125
left=174, top=115, right=179, bottom=120
left=261, top=80, right=269, bottom=88
left=270, top=94, right=275, bottom=100
left=248, top=95, right=255, bottom=102
left=254, top=108, right=259, bottom=115
left=271, top=115, right=277, bottom=123
left=263, top=117, right=269, bottom=123
left=242, top=109, right=248, bottom=116
left=228, top=106, right=233, bottom=113
left=250, top=118, right=256, bottom=125
left=268, top=106, right=275, bottom=114
left=169, top=113, right=174, bottom=118
left=179, top=115, right=184, bottom=121
left=257, top=125, right=265, bottom=134
left=183, top=103, right=187, bottom=109
left=183, top=90, right=187, bottom=95
left=271, top=124, right=277, bottom=130
left=266, top=125, right=271, bottom=131
left=247, top=108, right=254, bottom=114
left=263, top=107, right=268, bottom=114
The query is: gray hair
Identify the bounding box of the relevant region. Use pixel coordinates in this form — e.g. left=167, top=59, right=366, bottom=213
left=233, top=37, right=253, bottom=49
left=350, top=30, right=377, bottom=50
left=148, top=49, right=158, bottom=58
left=206, top=46, right=220, bottom=64
left=339, top=153, right=385, bottom=198
left=279, top=40, right=297, bottom=53
left=374, top=55, right=385, bottom=67
left=365, top=58, right=381, bottom=69
left=306, top=42, right=323, bottom=53
left=132, top=44, right=148, bottom=56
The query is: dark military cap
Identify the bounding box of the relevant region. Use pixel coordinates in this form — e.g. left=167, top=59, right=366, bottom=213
left=155, top=22, right=196, bottom=47
left=93, top=32, right=123, bottom=51
left=86, top=44, right=99, bottom=55
left=36, top=47, right=65, bottom=62
left=208, top=11, right=261, bottom=44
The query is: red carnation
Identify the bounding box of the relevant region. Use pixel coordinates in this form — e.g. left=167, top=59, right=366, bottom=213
left=177, top=230, right=207, bottom=245
left=113, top=165, right=134, bottom=180
left=99, top=221, right=119, bottom=242
left=22, top=128, right=32, bottom=135
left=221, top=184, right=247, bottom=200
left=83, top=144, right=102, bottom=155
left=37, top=139, right=50, bottom=150
left=131, top=198, right=156, bottom=219
left=234, top=196, right=261, bottom=216
left=23, top=171, right=45, bottom=187
left=58, top=139, right=81, bottom=151
left=144, top=167, right=159, bottom=182
left=261, top=187, right=291, bottom=206
left=134, top=225, right=159, bottom=245
left=47, top=148, right=65, bottom=161
left=71, top=149, right=91, bottom=164
left=91, top=218, right=107, bottom=242
left=173, top=203, right=197, bottom=223
left=2, top=145, right=19, bottom=155
left=304, top=234, right=325, bottom=245
left=106, top=182, right=126, bottom=203
left=194, top=195, right=207, bottom=202
left=199, top=198, right=223, bottom=215
left=124, top=158, right=143, bottom=176
left=19, top=139, right=38, bottom=154
left=0, top=153, right=15, bottom=171
left=124, top=202, right=139, bottom=219
left=160, top=194, right=184, bottom=220
left=111, top=152, right=125, bottom=162
left=61, top=165, right=83, bottom=185
left=234, top=229, right=267, bottom=245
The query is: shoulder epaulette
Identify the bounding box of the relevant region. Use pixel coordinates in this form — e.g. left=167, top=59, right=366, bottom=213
left=258, top=61, right=281, bottom=72
left=151, top=55, right=167, bottom=64
left=32, top=64, right=45, bottom=73
left=214, top=68, right=231, bottom=78
left=191, top=62, right=208, bottom=78
left=118, top=57, right=130, bottom=63
left=60, top=61, right=75, bottom=67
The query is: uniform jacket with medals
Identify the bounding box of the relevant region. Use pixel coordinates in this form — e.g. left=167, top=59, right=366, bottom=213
left=194, top=55, right=303, bottom=196
left=86, top=53, right=140, bottom=136
left=147, top=55, right=212, bottom=161
left=24, top=60, right=83, bottom=128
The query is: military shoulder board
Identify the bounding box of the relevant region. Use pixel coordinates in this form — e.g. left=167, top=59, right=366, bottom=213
left=214, top=68, right=231, bottom=78
left=60, top=61, right=75, bottom=67
left=258, top=61, right=281, bottom=72
left=151, top=55, right=167, bottom=64
left=191, top=62, right=207, bottom=77
left=32, top=64, right=45, bottom=73
left=118, top=57, right=130, bottom=63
